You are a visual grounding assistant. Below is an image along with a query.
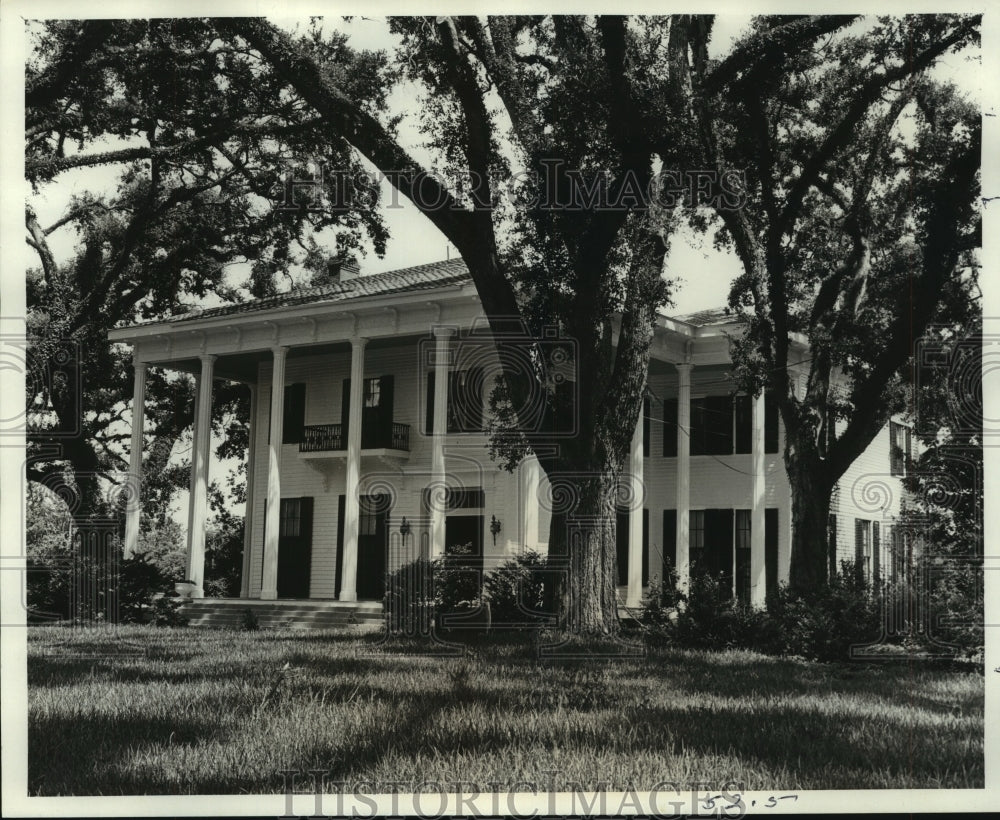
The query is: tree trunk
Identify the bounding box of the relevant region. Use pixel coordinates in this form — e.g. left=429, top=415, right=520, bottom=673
left=545, top=468, right=621, bottom=635
left=786, top=447, right=834, bottom=595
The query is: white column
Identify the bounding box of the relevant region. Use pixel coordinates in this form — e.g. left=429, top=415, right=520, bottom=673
left=239, top=382, right=258, bottom=599
left=750, top=392, right=767, bottom=607
left=123, top=357, right=146, bottom=558
left=626, top=403, right=644, bottom=607
left=430, top=328, right=453, bottom=558
left=186, top=354, right=215, bottom=597
left=521, top=455, right=541, bottom=550
left=260, top=347, right=287, bottom=600
left=339, top=337, right=367, bottom=602
left=675, top=363, right=692, bottom=592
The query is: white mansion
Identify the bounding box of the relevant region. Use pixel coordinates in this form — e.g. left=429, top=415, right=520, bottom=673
left=110, top=258, right=911, bottom=617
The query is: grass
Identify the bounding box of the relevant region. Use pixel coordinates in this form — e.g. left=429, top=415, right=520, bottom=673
left=27, top=624, right=984, bottom=795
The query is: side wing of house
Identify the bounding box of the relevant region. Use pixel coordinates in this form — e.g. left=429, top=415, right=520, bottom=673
left=829, top=418, right=912, bottom=584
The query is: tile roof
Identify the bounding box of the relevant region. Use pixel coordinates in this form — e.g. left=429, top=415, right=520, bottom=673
left=671, top=307, right=741, bottom=327
left=141, top=257, right=472, bottom=326
left=132, top=255, right=735, bottom=330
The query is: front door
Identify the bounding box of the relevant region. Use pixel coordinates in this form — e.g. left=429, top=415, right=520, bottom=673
left=703, top=508, right=734, bottom=600
left=277, top=497, right=313, bottom=599
left=445, top=514, right=484, bottom=595
left=357, top=494, right=389, bottom=600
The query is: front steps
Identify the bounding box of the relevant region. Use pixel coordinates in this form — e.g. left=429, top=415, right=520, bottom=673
left=177, top=598, right=383, bottom=631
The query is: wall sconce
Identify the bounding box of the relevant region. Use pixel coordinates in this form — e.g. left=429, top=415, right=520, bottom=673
left=490, top=514, right=502, bottom=546
left=400, top=517, right=411, bottom=543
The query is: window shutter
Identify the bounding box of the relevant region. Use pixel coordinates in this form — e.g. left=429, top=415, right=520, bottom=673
left=690, top=398, right=707, bottom=456
left=641, top=508, right=649, bottom=586
left=872, top=521, right=880, bottom=582
left=662, top=509, right=676, bottom=577
left=764, top=392, right=779, bottom=453
left=662, top=397, right=678, bottom=457
left=283, top=383, right=306, bottom=444
left=341, top=379, right=351, bottom=439
left=827, top=514, right=838, bottom=580
left=379, top=375, right=395, bottom=443
left=425, top=372, right=434, bottom=435
left=734, top=394, right=752, bottom=454
left=765, top=508, right=778, bottom=599
left=643, top=396, right=650, bottom=458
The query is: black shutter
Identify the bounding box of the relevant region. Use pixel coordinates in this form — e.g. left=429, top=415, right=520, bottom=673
left=662, top=509, right=676, bottom=578
left=872, top=521, right=880, bottom=582
left=335, top=494, right=346, bottom=598
left=764, top=392, right=779, bottom=453
left=341, top=378, right=351, bottom=439
left=283, top=383, right=306, bottom=443
left=662, top=398, right=678, bottom=457
left=642, top=508, right=649, bottom=586
left=765, top=508, right=778, bottom=600
left=616, top=508, right=628, bottom=586
left=734, top=394, right=752, bottom=454
left=643, top=396, right=650, bottom=458
left=379, top=375, right=395, bottom=445
left=690, top=398, right=707, bottom=456
left=854, top=519, right=867, bottom=584
left=461, top=366, right=484, bottom=432
left=425, top=371, right=434, bottom=435
left=828, top=514, right=838, bottom=580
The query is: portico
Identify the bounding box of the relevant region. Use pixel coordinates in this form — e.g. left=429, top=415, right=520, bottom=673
left=112, top=260, right=790, bottom=611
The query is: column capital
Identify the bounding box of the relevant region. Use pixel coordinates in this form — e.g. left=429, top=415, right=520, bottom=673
left=433, top=325, right=457, bottom=339
left=271, top=345, right=289, bottom=358
left=350, top=335, right=369, bottom=349
left=198, top=353, right=217, bottom=364
left=675, top=361, right=694, bottom=374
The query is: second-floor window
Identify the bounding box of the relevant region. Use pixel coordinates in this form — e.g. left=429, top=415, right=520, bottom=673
left=855, top=518, right=872, bottom=582
left=426, top=368, right=484, bottom=434
left=890, top=421, right=911, bottom=476
left=661, top=392, right=779, bottom=457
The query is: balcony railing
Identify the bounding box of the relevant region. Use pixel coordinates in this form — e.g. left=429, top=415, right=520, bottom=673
left=300, top=424, right=344, bottom=452
left=299, top=422, right=411, bottom=453
left=389, top=422, right=410, bottom=452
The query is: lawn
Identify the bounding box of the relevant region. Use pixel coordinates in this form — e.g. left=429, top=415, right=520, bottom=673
left=26, top=624, right=984, bottom=795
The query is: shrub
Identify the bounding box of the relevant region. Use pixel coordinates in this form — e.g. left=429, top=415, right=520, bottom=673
left=241, top=607, right=260, bottom=631
left=483, top=550, right=549, bottom=629
left=150, top=595, right=188, bottom=627
left=640, top=571, right=683, bottom=635
left=117, top=554, right=170, bottom=623
left=384, top=557, right=436, bottom=636
left=640, top=562, right=883, bottom=661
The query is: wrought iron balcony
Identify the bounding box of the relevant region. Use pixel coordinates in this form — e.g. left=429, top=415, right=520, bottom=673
left=300, top=423, right=344, bottom=452
left=299, top=422, right=410, bottom=453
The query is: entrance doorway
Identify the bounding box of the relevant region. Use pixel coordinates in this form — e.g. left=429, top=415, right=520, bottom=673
left=277, top=497, right=313, bottom=599
left=445, top=514, right=485, bottom=595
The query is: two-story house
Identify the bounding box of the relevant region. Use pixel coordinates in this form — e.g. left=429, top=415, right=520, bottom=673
left=109, top=258, right=911, bottom=625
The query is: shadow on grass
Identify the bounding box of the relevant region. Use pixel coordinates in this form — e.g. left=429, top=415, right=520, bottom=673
left=29, top=711, right=225, bottom=795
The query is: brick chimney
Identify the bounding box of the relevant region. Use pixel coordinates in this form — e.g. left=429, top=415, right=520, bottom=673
left=327, top=256, right=360, bottom=283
